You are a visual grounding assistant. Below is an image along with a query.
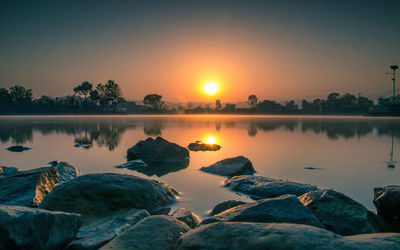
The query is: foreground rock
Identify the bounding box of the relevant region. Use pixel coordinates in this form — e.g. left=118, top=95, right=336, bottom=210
left=67, top=209, right=149, bottom=249
left=101, top=215, right=190, bottom=250
left=54, top=161, right=80, bottom=184
left=224, top=175, right=317, bottom=199
left=201, top=156, right=255, bottom=177
left=210, top=200, right=247, bottom=215
left=188, top=142, right=221, bottom=151
left=40, top=173, right=178, bottom=219
left=0, top=165, right=18, bottom=175
left=6, top=145, right=31, bottom=152
left=299, top=189, right=388, bottom=235
left=200, top=195, right=324, bottom=228
left=374, top=185, right=400, bottom=231
left=172, top=208, right=201, bottom=228
left=0, top=205, right=82, bottom=250
left=0, top=167, right=59, bottom=207
left=176, top=222, right=400, bottom=249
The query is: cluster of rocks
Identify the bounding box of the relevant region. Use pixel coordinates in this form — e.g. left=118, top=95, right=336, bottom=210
left=0, top=137, right=399, bottom=249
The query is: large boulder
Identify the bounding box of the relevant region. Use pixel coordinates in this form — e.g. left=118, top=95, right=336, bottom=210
left=200, top=195, right=324, bottom=229
left=210, top=200, right=247, bottom=215
left=373, top=185, right=400, bottom=231
left=172, top=208, right=201, bottom=228
left=0, top=205, right=82, bottom=250
left=101, top=215, right=190, bottom=250
left=299, top=189, right=388, bottom=235
left=54, top=161, right=80, bottom=184
left=201, top=156, right=255, bottom=177
left=0, top=166, right=18, bottom=175
left=224, top=175, right=318, bottom=199
left=67, top=209, right=149, bottom=250
left=176, top=222, right=400, bottom=250
left=40, top=173, right=178, bottom=219
left=0, top=167, right=59, bottom=207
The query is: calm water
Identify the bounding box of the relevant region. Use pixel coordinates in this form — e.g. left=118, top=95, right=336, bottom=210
left=1, top=115, right=399, bottom=217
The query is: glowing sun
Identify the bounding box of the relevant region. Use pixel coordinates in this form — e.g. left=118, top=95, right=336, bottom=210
left=203, top=81, right=219, bottom=96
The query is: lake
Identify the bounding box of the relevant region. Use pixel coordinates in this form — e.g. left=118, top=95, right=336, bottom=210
left=0, top=115, right=399, bottom=218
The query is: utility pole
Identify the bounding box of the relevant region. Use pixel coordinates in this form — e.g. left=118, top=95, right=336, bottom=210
left=390, top=65, right=398, bottom=103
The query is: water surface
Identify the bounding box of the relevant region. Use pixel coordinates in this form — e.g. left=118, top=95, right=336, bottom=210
left=1, top=115, right=399, bottom=217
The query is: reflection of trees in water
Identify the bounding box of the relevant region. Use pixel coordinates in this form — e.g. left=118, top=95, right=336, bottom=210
left=0, top=125, right=33, bottom=144
left=143, top=120, right=163, bottom=136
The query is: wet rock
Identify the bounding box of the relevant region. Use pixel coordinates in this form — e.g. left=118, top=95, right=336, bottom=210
left=6, top=145, right=31, bottom=152
left=299, top=189, right=388, bottom=235
left=101, top=215, right=190, bottom=250
left=0, top=166, right=18, bottom=175
left=55, top=161, right=80, bottom=184
left=373, top=185, right=400, bottom=231
left=188, top=142, right=221, bottom=151
left=200, top=195, right=324, bottom=228
left=149, top=207, right=171, bottom=215
left=0, top=205, right=82, bottom=250
left=210, top=200, right=247, bottom=215
left=224, top=175, right=318, bottom=199
left=40, top=173, right=178, bottom=219
left=200, top=156, right=255, bottom=177
left=176, top=222, right=400, bottom=250
left=172, top=208, right=201, bottom=228
left=67, top=209, right=149, bottom=250
left=114, top=160, right=147, bottom=170
left=48, top=160, right=58, bottom=166
left=0, top=167, right=59, bottom=207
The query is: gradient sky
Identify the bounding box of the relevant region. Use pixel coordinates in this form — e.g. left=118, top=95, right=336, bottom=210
left=1, top=0, right=399, bottom=102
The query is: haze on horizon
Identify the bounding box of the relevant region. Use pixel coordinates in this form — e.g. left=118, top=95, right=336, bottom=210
left=1, top=0, right=399, bottom=103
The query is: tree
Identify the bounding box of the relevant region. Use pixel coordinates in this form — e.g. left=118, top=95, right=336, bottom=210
left=37, top=95, right=55, bottom=106
left=89, top=89, right=100, bottom=106
left=143, top=94, right=164, bottom=110
left=73, top=81, right=93, bottom=102
left=9, top=85, right=33, bottom=104
left=96, top=80, right=124, bottom=107
left=247, top=95, right=258, bottom=109
left=215, top=99, right=222, bottom=110
left=0, top=88, right=11, bottom=104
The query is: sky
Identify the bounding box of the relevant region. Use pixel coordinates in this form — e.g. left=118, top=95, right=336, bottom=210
left=1, top=0, right=399, bottom=102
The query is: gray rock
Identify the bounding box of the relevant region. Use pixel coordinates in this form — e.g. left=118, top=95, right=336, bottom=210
left=114, top=160, right=147, bottom=170
left=0, top=166, right=18, bottom=175
left=55, top=162, right=80, bottom=184
left=172, top=208, right=201, bottom=228
left=67, top=209, right=149, bottom=250
left=0, top=205, right=82, bottom=250
left=200, top=195, right=324, bottom=229
left=101, top=215, right=190, bottom=250
left=40, top=173, right=178, bottom=219
left=210, top=200, right=247, bottom=215
left=374, top=185, right=400, bottom=231
left=224, top=175, right=318, bottom=199
left=299, top=189, right=388, bottom=235
left=176, top=222, right=400, bottom=250
left=0, top=167, right=59, bottom=207
left=201, top=156, right=255, bottom=177
left=6, top=145, right=31, bottom=152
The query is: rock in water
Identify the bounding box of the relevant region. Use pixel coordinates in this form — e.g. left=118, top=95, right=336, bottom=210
left=40, top=173, right=178, bottom=219
left=299, top=189, right=388, bottom=235
left=188, top=142, right=221, bottom=151
left=200, top=195, right=324, bottom=229
left=67, top=209, right=149, bottom=249
left=176, top=222, right=400, bottom=250
left=101, top=215, right=190, bottom=250
left=6, top=145, right=31, bottom=152
left=0, top=167, right=59, bottom=207
left=0, top=205, right=82, bottom=250
left=200, top=156, right=255, bottom=177
left=172, top=208, right=201, bottom=228
left=127, top=137, right=189, bottom=162
left=55, top=161, right=80, bottom=184
left=373, top=185, right=400, bottom=231
left=209, top=200, right=247, bottom=215
left=224, top=175, right=318, bottom=199
left=0, top=166, right=18, bottom=175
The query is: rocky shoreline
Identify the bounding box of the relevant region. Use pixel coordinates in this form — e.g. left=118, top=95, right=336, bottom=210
left=1, top=137, right=399, bottom=249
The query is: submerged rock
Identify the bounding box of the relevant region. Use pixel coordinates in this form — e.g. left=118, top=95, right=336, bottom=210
left=0, top=165, right=18, bottom=175
left=224, top=175, right=318, bottom=199
left=188, top=142, right=221, bottom=151
left=6, top=145, right=31, bottom=152
left=0, top=167, right=59, bottom=207
left=200, top=156, right=255, bottom=177
left=373, top=185, right=400, bottom=231
left=114, top=160, right=148, bottom=170
left=172, top=208, right=201, bottom=228
left=0, top=205, right=82, bottom=250
left=209, top=200, right=247, bottom=216
left=40, top=173, right=178, bottom=219
left=176, top=222, right=400, bottom=250
left=200, top=195, right=324, bottom=229
left=67, top=209, right=149, bottom=250
left=101, top=215, right=190, bottom=250
left=299, top=189, right=388, bottom=235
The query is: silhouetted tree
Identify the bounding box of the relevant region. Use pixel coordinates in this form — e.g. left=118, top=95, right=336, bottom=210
left=0, top=88, right=11, bottom=104
left=143, top=94, right=164, bottom=110
left=37, top=96, right=55, bottom=106
left=247, top=95, right=258, bottom=109
left=89, top=89, right=100, bottom=106
left=9, top=85, right=33, bottom=104
left=73, top=81, right=93, bottom=102
left=96, top=80, right=124, bottom=107
left=215, top=99, right=222, bottom=110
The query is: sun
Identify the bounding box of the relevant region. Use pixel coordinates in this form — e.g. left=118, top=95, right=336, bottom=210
left=203, top=81, right=219, bottom=96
